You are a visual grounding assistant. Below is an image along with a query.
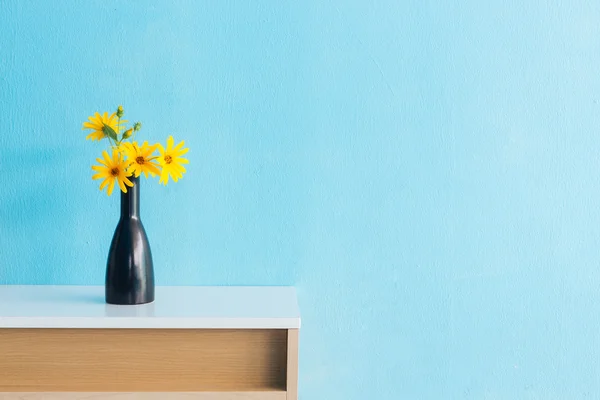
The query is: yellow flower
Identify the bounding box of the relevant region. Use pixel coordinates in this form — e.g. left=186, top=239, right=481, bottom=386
left=91, top=150, right=134, bottom=196
left=82, top=112, right=127, bottom=141
left=121, top=141, right=161, bottom=178
left=122, top=128, right=133, bottom=139
left=157, top=135, right=189, bottom=185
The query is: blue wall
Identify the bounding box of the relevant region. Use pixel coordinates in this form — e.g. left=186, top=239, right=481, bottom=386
left=2, top=1, right=600, bottom=398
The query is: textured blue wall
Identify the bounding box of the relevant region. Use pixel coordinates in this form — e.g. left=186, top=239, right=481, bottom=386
left=2, top=1, right=600, bottom=398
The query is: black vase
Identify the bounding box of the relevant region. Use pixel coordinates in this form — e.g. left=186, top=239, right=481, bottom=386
left=106, top=176, right=155, bottom=305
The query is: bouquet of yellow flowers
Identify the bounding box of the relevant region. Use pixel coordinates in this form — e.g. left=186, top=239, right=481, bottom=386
left=82, top=105, right=189, bottom=195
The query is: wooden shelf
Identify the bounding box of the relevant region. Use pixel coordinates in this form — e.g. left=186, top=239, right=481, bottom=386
left=0, top=393, right=286, bottom=399
left=0, top=286, right=300, bottom=400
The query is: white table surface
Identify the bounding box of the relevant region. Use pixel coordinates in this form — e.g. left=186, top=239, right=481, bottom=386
left=0, top=286, right=300, bottom=329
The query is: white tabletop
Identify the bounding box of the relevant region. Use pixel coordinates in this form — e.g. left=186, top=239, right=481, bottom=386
left=0, top=286, right=300, bottom=329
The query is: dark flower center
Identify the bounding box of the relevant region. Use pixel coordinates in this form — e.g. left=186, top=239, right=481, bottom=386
left=110, top=168, right=119, bottom=176
left=164, top=155, right=173, bottom=164
left=136, top=156, right=145, bottom=165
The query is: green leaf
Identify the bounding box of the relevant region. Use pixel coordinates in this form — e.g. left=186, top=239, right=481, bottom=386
left=102, top=125, right=118, bottom=141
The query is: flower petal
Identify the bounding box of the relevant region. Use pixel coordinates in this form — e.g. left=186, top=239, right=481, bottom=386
left=146, top=163, right=161, bottom=177
left=175, top=147, right=189, bottom=157
left=107, top=179, right=115, bottom=196
left=99, top=177, right=111, bottom=191
left=159, top=171, right=169, bottom=185
left=118, top=178, right=127, bottom=193
left=83, top=122, right=98, bottom=130
left=173, top=140, right=185, bottom=151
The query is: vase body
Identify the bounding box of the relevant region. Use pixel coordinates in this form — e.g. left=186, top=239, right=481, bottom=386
left=106, top=177, right=155, bottom=305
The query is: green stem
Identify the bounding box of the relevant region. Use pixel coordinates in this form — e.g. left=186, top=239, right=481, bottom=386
left=117, top=117, right=121, bottom=145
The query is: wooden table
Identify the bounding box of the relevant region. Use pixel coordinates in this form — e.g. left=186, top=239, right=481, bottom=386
left=0, top=286, right=300, bottom=400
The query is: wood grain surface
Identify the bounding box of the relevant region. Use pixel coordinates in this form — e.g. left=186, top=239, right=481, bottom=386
left=0, top=393, right=286, bottom=400
left=285, top=330, right=299, bottom=400
left=0, top=329, right=287, bottom=392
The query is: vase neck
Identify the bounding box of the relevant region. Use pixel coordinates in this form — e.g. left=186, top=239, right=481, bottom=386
left=121, top=177, right=140, bottom=218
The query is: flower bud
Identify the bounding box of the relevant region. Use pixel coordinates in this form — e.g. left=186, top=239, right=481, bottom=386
left=116, top=105, right=124, bottom=118
left=122, top=128, right=133, bottom=139
left=133, top=122, right=142, bottom=131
